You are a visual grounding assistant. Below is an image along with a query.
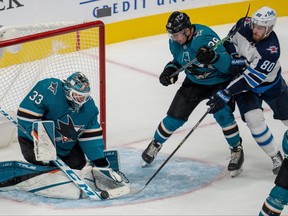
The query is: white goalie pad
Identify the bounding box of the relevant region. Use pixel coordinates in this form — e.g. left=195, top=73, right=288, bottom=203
left=0, top=167, right=81, bottom=199
left=32, top=121, right=56, bottom=161
left=0, top=114, right=17, bottom=148
left=92, top=166, right=130, bottom=199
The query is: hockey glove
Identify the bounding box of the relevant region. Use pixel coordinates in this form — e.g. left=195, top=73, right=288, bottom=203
left=206, top=90, right=231, bottom=114
left=231, top=54, right=248, bottom=73
left=159, top=62, right=179, bottom=86
left=196, top=46, right=219, bottom=65
left=230, top=55, right=247, bottom=78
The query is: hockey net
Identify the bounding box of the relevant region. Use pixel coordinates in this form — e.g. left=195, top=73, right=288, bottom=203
left=0, top=20, right=106, bottom=145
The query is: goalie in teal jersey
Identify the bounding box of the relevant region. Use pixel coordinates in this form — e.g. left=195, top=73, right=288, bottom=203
left=15, top=72, right=130, bottom=199
left=141, top=11, right=244, bottom=177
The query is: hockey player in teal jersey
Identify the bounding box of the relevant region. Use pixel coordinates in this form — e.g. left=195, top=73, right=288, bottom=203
left=16, top=72, right=130, bottom=198
left=141, top=11, right=243, bottom=177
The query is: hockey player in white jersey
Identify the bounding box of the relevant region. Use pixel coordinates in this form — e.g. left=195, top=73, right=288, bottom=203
left=206, top=6, right=285, bottom=177
left=6, top=72, right=130, bottom=199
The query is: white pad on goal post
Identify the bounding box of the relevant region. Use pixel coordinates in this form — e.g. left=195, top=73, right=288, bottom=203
left=32, top=121, right=56, bottom=161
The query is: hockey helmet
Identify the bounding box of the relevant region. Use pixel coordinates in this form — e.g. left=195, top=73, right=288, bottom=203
left=63, top=72, right=91, bottom=112
left=166, top=11, right=192, bottom=34
left=251, top=6, right=277, bottom=38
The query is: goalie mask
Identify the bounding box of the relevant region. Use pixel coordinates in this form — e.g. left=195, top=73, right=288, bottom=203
left=251, top=6, right=277, bottom=39
left=63, top=72, right=91, bottom=112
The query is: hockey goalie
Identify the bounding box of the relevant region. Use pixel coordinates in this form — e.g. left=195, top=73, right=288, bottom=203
left=0, top=72, right=130, bottom=200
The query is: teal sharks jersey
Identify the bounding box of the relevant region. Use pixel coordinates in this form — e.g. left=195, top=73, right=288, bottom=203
left=17, top=77, right=105, bottom=161
left=169, top=24, right=232, bottom=85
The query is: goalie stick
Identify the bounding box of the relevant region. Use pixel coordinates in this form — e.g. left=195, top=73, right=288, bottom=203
left=169, top=4, right=251, bottom=79
left=130, top=108, right=210, bottom=195
left=0, top=107, right=108, bottom=200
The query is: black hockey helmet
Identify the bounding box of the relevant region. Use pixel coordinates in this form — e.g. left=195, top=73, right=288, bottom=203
left=166, top=11, right=192, bottom=34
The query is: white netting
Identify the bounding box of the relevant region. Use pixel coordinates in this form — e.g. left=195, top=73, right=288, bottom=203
left=0, top=20, right=106, bottom=145
left=0, top=21, right=105, bottom=118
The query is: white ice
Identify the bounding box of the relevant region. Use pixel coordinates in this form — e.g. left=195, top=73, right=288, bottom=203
left=0, top=17, right=288, bottom=215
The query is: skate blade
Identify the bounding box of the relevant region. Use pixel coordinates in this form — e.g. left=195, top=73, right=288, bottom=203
left=230, top=168, right=243, bottom=178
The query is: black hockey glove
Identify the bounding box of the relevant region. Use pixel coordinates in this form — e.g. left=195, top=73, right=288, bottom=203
left=206, top=90, right=231, bottom=114
left=230, top=55, right=247, bottom=78
left=159, top=62, right=179, bottom=86
left=196, top=46, right=219, bottom=65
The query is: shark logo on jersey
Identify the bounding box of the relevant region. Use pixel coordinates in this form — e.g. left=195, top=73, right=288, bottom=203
left=55, top=115, right=85, bottom=142
left=267, top=46, right=278, bottom=54
left=48, top=82, right=58, bottom=95
left=193, top=30, right=203, bottom=39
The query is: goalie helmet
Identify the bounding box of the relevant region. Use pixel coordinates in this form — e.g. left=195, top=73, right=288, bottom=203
left=166, top=11, right=192, bottom=34
left=251, top=6, right=277, bottom=38
left=63, top=72, right=91, bottom=112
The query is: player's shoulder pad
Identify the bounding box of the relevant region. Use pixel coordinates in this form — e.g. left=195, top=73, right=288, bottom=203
left=35, top=77, right=63, bottom=94
left=257, top=32, right=280, bottom=62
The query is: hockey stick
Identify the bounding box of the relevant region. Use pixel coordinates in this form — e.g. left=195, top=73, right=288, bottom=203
left=130, top=108, right=210, bottom=195
left=0, top=107, right=108, bottom=200
left=169, top=4, right=250, bottom=79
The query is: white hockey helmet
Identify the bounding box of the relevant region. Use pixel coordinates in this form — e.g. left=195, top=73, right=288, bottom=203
left=251, top=6, right=277, bottom=38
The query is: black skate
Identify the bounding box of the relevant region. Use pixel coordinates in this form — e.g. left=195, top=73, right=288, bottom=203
left=228, top=145, right=244, bottom=178
left=271, top=151, right=283, bottom=175
left=142, top=140, right=162, bottom=165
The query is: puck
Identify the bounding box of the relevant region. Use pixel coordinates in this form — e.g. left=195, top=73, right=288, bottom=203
left=100, top=191, right=109, bottom=199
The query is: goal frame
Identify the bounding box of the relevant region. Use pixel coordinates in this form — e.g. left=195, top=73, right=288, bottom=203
left=0, top=20, right=107, bottom=144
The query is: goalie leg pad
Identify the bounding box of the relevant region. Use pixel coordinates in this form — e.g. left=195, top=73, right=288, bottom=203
left=80, top=164, right=97, bottom=199
left=2, top=168, right=81, bottom=199
left=92, top=167, right=130, bottom=199
left=104, top=149, right=120, bottom=172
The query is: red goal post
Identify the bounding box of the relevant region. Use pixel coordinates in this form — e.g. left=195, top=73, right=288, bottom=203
left=0, top=20, right=107, bottom=144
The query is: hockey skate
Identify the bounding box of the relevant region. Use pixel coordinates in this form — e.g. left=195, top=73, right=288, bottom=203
left=228, top=145, right=244, bottom=178
left=92, top=167, right=130, bottom=199
left=141, top=140, right=162, bottom=166
left=271, top=151, right=283, bottom=175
